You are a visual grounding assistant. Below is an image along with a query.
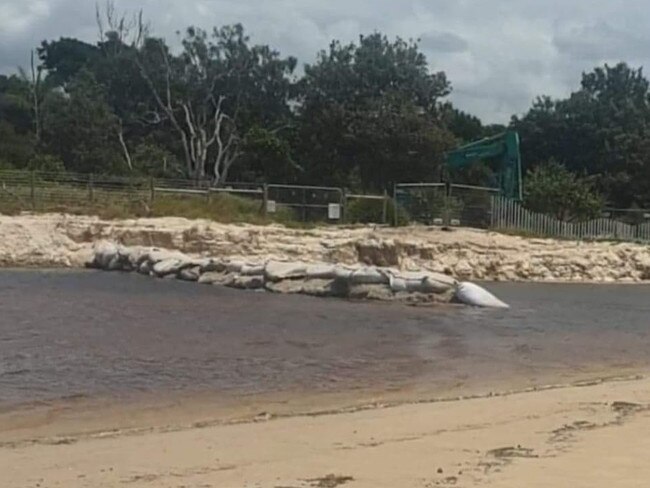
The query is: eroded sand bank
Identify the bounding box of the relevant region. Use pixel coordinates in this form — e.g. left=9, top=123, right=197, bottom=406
left=3, top=213, right=650, bottom=282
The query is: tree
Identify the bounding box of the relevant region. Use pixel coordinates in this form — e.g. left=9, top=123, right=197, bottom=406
left=297, top=33, right=455, bottom=191
left=513, top=62, right=650, bottom=208
left=523, top=160, right=604, bottom=221
left=0, top=75, right=36, bottom=167
left=136, top=25, right=296, bottom=184
left=42, top=70, right=123, bottom=174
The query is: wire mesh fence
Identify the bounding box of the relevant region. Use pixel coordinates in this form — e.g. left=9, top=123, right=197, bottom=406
left=266, top=184, right=343, bottom=222
left=344, top=192, right=391, bottom=225
left=0, top=171, right=366, bottom=223
left=394, top=183, right=498, bottom=228
left=394, top=183, right=448, bottom=225
left=8, top=169, right=649, bottom=240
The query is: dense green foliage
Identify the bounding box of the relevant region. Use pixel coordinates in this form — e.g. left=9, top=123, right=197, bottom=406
left=523, top=160, right=604, bottom=221
left=0, top=10, right=495, bottom=193
left=513, top=62, right=650, bottom=209
left=0, top=8, right=648, bottom=214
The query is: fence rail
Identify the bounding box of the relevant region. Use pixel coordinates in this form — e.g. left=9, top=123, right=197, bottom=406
left=3, top=169, right=650, bottom=240
left=491, top=195, right=650, bottom=241
left=0, top=170, right=388, bottom=224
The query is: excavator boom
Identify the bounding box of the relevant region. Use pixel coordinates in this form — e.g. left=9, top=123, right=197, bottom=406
left=444, top=130, right=523, bottom=200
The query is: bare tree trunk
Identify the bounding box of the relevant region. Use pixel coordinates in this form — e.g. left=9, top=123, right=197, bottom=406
left=117, top=121, right=133, bottom=171
left=136, top=46, right=240, bottom=183
left=30, top=51, right=41, bottom=143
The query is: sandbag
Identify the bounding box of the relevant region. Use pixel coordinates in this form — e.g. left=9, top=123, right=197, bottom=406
left=229, top=275, right=265, bottom=290
left=454, top=282, right=509, bottom=309
left=405, top=276, right=455, bottom=294
left=333, top=267, right=354, bottom=281
left=349, top=267, right=389, bottom=285
left=147, top=249, right=188, bottom=264
left=91, top=241, right=119, bottom=269
left=178, top=266, right=201, bottom=282
left=198, top=271, right=228, bottom=285
left=240, top=264, right=266, bottom=276
left=305, top=264, right=337, bottom=280
left=264, top=261, right=308, bottom=281
left=138, top=260, right=152, bottom=275
left=152, top=258, right=187, bottom=277
left=388, top=274, right=407, bottom=293
left=200, top=259, right=225, bottom=273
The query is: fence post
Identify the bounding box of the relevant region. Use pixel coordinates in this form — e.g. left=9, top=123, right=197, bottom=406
left=30, top=170, right=35, bottom=209
left=262, top=183, right=269, bottom=217
left=88, top=173, right=94, bottom=203
left=382, top=189, right=388, bottom=224
left=301, top=187, right=307, bottom=222
left=149, top=176, right=155, bottom=203
left=392, top=184, right=398, bottom=227
left=340, top=188, right=347, bottom=224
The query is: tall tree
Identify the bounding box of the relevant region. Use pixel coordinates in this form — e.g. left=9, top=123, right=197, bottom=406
left=42, top=70, right=123, bottom=174
left=136, top=25, right=296, bottom=184
left=297, top=33, right=455, bottom=190
left=513, top=62, right=650, bottom=207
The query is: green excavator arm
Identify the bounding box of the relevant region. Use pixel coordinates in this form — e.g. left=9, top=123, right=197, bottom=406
left=444, top=130, right=523, bottom=200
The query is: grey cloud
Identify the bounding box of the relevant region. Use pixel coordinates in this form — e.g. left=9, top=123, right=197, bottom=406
left=4, top=0, right=650, bottom=122
left=554, top=22, right=650, bottom=63
left=419, top=31, right=468, bottom=54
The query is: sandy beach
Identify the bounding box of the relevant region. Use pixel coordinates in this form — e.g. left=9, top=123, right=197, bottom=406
left=1, top=374, right=649, bottom=488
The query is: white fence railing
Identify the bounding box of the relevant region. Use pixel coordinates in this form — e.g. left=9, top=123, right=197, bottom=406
left=491, top=195, right=650, bottom=241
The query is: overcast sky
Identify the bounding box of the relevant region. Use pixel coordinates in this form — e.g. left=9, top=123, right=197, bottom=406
left=2, top=0, right=650, bottom=123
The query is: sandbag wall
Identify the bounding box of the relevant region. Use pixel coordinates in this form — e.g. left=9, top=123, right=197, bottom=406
left=89, top=242, right=458, bottom=304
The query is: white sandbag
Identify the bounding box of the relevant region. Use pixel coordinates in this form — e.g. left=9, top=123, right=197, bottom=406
left=147, top=249, right=188, bottom=264
left=120, top=246, right=150, bottom=270
left=91, top=241, right=119, bottom=269
left=264, top=261, right=308, bottom=281
left=405, top=276, right=455, bottom=294
left=198, top=271, right=228, bottom=284
left=224, top=260, right=247, bottom=274
left=388, top=274, right=407, bottom=293
left=138, top=260, right=152, bottom=275
left=349, top=267, right=389, bottom=285
left=200, top=259, right=225, bottom=273
left=454, top=282, right=509, bottom=309
left=229, top=275, right=265, bottom=290
left=240, top=264, right=266, bottom=276
left=333, top=267, right=354, bottom=281
left=152, top=258, right=187, bottom=277
left=305, top=264, right=337, bottom=280
left=178, top=266, right=201, bottom=282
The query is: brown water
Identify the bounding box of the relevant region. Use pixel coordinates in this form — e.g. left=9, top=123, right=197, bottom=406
left=1, top=270, right=650, bottom=410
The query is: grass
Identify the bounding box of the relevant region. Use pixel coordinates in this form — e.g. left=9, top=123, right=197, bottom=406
left=0, top=184, right=307, bottom=227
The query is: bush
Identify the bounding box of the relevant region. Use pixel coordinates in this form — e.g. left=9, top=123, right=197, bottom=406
left=345, top=196, right=410, bottom=225
left=28, top=154, right=66, bottom=173
left=524, top=160, right=604, bottom=221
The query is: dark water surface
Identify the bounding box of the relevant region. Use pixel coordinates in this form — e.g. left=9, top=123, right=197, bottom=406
left=1, top=270, right=650, bottom=408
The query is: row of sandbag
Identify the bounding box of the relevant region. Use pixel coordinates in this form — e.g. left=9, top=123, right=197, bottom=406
left=88, top=242, right=509, bottom=308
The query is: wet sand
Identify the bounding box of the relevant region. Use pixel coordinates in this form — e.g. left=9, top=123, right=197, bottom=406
left=3, top=375, right=650, bottom=487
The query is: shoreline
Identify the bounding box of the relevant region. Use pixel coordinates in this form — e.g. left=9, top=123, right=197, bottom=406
left=2, top=362, right=646, bottom=447
left=4, top=370, right=650, bottom=487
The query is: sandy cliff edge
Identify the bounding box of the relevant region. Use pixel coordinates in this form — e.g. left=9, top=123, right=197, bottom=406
left=2, top=213, right=650, bottom=282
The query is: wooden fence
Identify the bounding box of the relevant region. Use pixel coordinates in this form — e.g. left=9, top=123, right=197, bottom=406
left=491, top=195, right=650, bottom=241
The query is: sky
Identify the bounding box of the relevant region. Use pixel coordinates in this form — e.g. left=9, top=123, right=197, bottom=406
left=2, top=0, right=650, bottom=123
